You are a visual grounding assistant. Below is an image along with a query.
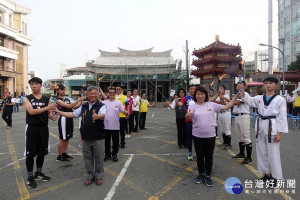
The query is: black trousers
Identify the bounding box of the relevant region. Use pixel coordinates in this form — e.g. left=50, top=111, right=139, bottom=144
left=193, top=136, right=215, bottom=176
left=294, top=106, right=300, bottom=116
left=176, top=118, right=186, bottom=147
left=129, top=114, right=134, bottom=133
left=119, top=118, right=127, bottom=145
left=287, top=102, right=293, bottom=114
left=124, top=118, right=129, bottom=134
left=139, top=112, right=147, bottom=129
left=2, top=109, right=13, bottom=126
left=105, top=130, right=119, bottom=156
left=133, top=111, right=139, bottom=131
left=186, top=122, right=193, bottom=153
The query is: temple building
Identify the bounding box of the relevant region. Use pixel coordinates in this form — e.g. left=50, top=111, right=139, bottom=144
left=87, top=47, right=177, bottom=102
left=191, top=36, right=242, bottom=94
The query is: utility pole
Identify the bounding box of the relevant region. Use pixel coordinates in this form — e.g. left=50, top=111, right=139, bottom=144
left=185, top=40, right=189, bottom=92
left=268, top=0, right=273, bottom=74
left=126, top=64, right=128, bottom=91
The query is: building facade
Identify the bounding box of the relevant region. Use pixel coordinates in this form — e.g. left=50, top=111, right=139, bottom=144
left=278, top=0, right=300, bottom=71
left=87, top=47, right=177, bottom=102
left=0, top=0, right=31, bottom=98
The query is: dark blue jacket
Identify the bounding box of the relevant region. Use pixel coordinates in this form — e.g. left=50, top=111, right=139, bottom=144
left=80, top=101, right=105, bottom=141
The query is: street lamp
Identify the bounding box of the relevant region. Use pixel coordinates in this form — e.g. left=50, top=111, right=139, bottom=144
left=259, top=38, right=286, bottom=95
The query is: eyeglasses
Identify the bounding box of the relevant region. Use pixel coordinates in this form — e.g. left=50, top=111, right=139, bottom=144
left=109, top=92, right=115, bottom=94
left=116, top=89, right=121, bottom=90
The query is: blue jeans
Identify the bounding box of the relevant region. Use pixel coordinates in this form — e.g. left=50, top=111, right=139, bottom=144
left=186, top=122, right=193, bottom=153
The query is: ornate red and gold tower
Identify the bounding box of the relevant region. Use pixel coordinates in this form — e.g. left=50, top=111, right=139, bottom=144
left=191, top=35, right=242, bottom=94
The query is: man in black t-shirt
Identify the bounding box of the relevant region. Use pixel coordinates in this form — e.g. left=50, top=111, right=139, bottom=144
left=22, top=77, right=57, bottom=189
left=1, top=91, right=15, bottom=128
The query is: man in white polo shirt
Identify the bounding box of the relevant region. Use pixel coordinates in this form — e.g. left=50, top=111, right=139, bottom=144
left=132, top=89, right=140, bottom=133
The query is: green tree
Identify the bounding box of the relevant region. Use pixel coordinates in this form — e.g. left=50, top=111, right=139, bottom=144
left=287, top=54, right=300, bottom=71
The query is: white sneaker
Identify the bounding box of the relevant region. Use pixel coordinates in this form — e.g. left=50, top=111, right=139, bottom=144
left=78, top=143, right=82, bottom=148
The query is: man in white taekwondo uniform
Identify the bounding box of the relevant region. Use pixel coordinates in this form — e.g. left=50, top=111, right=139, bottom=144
left=241, top=76, right=288, bottom=185
left=232, top=81, right=253, bottom=165
left=215, top=85, right=232, bottom=150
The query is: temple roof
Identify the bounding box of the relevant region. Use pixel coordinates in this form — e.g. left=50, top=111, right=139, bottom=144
left=191, top=66, right=239, bottom=77
left=192, top=56, right=242, bottom=66
left=193, top=41, right=242, bottom=57
left=93, top=47, right=175, bottom=66
left=98, top=47, right=173, bottom=57
left=274, top=70, right=300, bottom=81
left=66, top=67, right=91, bottom=72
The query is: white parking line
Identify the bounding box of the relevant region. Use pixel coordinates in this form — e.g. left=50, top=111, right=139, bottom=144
left=0, top=157, right=26, bottom=170
left=0, top=142, right=59, bottom=171
left=104, top=154, right=134, bottom=200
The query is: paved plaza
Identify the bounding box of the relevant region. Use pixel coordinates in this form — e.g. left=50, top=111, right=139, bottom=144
left=0, top=106, right=298, bottom=200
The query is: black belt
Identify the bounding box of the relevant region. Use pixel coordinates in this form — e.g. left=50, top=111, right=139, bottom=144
left=234, top=113, right=249, bottom=116
left=257, top=114, right=276, bottom=143
left=220, top=111, right=229, bottom=113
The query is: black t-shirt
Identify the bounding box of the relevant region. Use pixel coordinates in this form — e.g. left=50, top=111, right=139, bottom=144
left=57, top=97, right=73, bottom=112
left=83, top=97, right=88, bottom=103
left=26, top=94, right=49, bottom=125
left=3, top=96, right=14, bottom=112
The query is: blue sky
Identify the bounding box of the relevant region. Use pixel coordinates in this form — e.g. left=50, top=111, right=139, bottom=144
left=14, top=0, right=278, bottom=80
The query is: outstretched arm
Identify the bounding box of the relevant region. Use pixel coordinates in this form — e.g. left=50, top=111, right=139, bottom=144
left=221, top=93, right=239, bottom=111
left=209, top=93, right=219, bottom=102
left=56, top=96, right=85, bottom=109
left=56, top=109, right=76, bottom=118
left=241, top=90, right=258, bottom=108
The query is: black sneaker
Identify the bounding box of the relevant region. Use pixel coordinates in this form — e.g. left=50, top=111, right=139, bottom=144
left=34, top=171, right=51, bottom=182
left=232, top=153, right=245, bottom=159
left=56, top=155, right=70, bottom=162
left=241, top=158, right=253, bottom=165
left=205, top=176, right=214, bottom=187
left=104, top=155, right=111, bottom=161
left=260, top=174, right=270, bottom=183
left=194, top=174, right=205, bottom=184
left=120, top=144, right=125, bottom=149
left=62, top=153, right=73, bottom=159
left=112, top=155, right=118, bottom=162
left=222, top=144, right=232, bottom=150
left=27, top=176, right=37, bottom=188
